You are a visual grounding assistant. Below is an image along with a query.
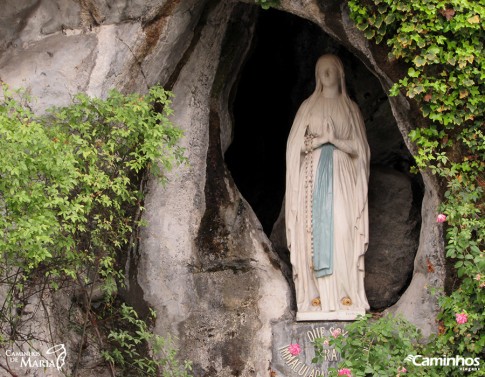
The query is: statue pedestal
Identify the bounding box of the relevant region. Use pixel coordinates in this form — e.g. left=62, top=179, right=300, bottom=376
left=296, top=309, right=366, bottom=322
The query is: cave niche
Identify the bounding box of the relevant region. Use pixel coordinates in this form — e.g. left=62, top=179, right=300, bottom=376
left=224, top=8, right=424, bottom=310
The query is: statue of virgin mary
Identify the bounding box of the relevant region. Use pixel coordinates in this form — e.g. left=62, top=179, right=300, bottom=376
left=285, top=54, right=370, bottom=321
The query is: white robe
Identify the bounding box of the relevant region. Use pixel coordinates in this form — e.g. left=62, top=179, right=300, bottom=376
left=285, top=94, right=370, bottom=314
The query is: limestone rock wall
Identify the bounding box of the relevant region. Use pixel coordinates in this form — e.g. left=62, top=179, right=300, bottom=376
left=136, top=2, right=291, bottom=375
left=0, top=0, right=208, bottom=110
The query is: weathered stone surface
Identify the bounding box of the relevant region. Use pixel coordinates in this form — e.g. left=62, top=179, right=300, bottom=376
left=0, top=32, right=98, bottom=111
left=0, top=0, right=209, bottom=112
left=385, top=178, right=445, bottom=336
left=366, top=167, right=420, bottom=309
left=136, top=2, right=290, bottom=375
left=0, top=0, right=80, bottom=52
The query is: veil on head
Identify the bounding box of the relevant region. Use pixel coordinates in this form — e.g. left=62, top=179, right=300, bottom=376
left=314, top=54, right=348, bottom=98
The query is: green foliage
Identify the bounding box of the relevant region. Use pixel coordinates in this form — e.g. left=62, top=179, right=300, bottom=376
left=0, top=84, right=184, bottom=282
left=346, top=0, right=485, bottom=372
left=254, top=0, right=279, bottom=10
left=102, top=304, right=192, bottom=377
left=314, top=314, right=484, bottom=377
left=352, top=1, right=484, bottom=141
left=314, top=315, right=431, bottom=377
left=436, top=281, right=485, bottom=356
left=0, top=85, right=188, bottom=374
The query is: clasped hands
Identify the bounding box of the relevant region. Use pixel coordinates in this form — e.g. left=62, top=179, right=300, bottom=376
left=304, top=118, right=335, bottom=153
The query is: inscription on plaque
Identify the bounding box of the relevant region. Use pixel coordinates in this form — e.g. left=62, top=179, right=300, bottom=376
left=272, top=321, right=348, bottom=377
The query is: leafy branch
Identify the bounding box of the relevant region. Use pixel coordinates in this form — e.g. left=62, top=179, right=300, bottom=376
left=0, top=85, right=190, bottom=376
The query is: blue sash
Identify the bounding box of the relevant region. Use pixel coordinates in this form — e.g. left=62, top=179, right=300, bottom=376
left=312, top=143, right=334, bottom=277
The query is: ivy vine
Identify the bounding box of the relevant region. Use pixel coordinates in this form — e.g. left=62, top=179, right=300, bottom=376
left=330, top=0, right=485, bottom=374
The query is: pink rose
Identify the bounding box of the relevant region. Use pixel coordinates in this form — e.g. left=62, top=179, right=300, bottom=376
left=288, top=343, right=301, bottom=356
left=455, top=312, right=468, bottom=324
left=436, top=214, right=447, bottom=223
left=398, top=367, right=407, bottom=373
left=338, top=368, right=352, bottom=377
left=331, top=328, right=342, bottom=338
left=323, top=339, right=330, bottom=346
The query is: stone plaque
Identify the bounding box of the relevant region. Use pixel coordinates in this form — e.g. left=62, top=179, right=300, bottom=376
left=272, top=321, right=348, bottom=377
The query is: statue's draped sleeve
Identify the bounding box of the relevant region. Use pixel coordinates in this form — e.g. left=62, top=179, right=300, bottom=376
left=285, top=98, right=311, bottom=267
left=350, top=101, right=370, bottom=260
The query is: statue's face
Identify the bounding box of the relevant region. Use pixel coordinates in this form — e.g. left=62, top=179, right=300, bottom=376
left=318, top=61, right=339, bottom=88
